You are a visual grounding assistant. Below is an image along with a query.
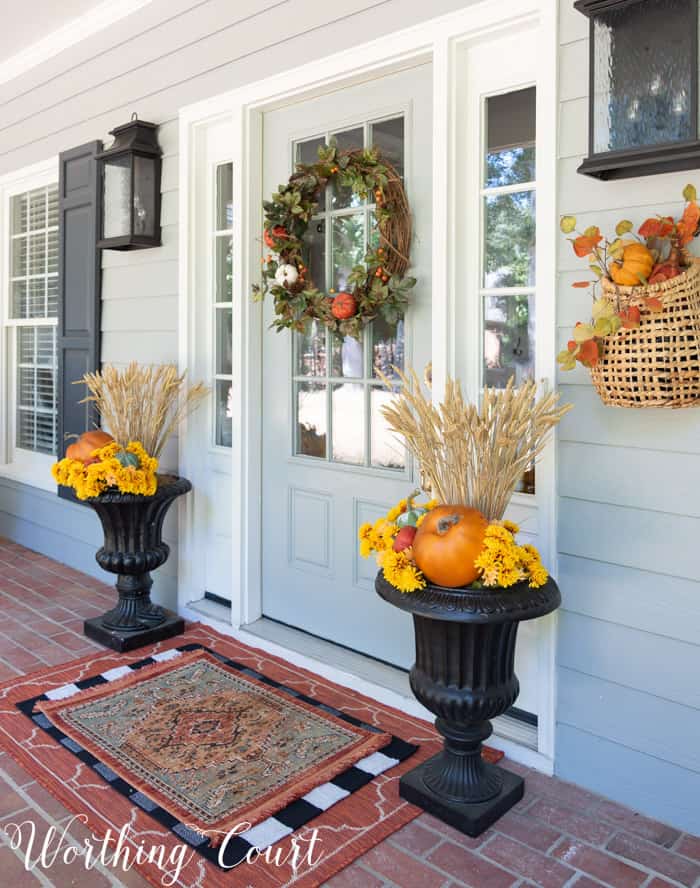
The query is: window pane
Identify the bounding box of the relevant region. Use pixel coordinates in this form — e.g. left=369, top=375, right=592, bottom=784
left=295, top=320, right=327, bottom=377
left=370, top=385, right=405, bottom=469
left=215, top=380, right=232, bottom=448
left=47, top=277, right=58, bottom=318
left=215, top=236, right=232, bottom=302
left=331, top=333, right=363, bottom=378
left=485, top=88, right=536, bottom=187
left=216, top=163, right=233, bottom=230
left=11, top=194, right=27, bottom=234
left=215, top=307, right=232, bottom=375
left=332, top=382, right=365, bottom=465
left=48, top=185, right=58, bottom=228
left=484, top=191, right=535, bottom=288
left=296, top=137, right=326, bottom=212
left=332, top=214, right=365, bottom=292
left=370, top=117, right=405, bottom=179
left=593, top=0, right=693, bottom=154
left=302, top=219, right=325, bottom=293
left=296, top=382, right=327, bottom=458
left=331, top=127, right=363, bottom=209
left=16, top=326, right=57, bottom=455
left=28, top=188, right=46, bottom=231
left=483, top=293, right=535, bottom=388
left=371, top=316, right=405, bottom=379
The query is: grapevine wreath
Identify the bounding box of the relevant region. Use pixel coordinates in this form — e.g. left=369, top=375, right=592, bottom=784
left=252, top=141, right=415, bottom=340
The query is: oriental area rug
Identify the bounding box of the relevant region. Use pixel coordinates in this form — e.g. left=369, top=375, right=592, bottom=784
left=0, top=623, right=502, bottom=888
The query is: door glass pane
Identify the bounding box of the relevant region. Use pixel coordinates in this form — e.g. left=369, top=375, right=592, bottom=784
left=332, top=383, right=365, bottom=465
left=484, top=191, right=536, bottom=288
left=331, top=333, right=363, bottom=378
left=370, top=117, right=405, bottom=179
left=331, top=127, right=364, bottom=209
left=296, top=137, right=326, bottom=211
left=370, top=385, right=405, bottom=469
left=215, top=236, right=232, bottom=302
left=296, top=382, right=327, bottom=458
left=295, top=320, right=327, bottom=377
left=215, top=307, right=232, bottom=375
left=303, top=219, right=326, bottom=293
left=483, top=294, right=535, bottom=389
left=332, top=214, right=365, bottom=292
left=485, top=88, right=536, bottom=187
left=216, top=163, right=233, bottom=229
left=371, top=316, right=405, bottom=379
left=215, top=380, right=232, bottom=448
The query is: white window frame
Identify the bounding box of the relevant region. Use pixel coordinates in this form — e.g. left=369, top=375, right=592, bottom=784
left=0, top=157, right=59, bottom=492
left=179, top=0, right=558, bottom=771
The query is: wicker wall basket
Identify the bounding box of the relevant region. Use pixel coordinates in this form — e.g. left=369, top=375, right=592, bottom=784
left=591, top=260, right=700, bottom=408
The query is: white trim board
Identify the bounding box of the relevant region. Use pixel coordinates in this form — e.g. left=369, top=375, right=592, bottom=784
left=0, top=0, right=153, bottom=87
left=178, top=0, right=560, bottom=767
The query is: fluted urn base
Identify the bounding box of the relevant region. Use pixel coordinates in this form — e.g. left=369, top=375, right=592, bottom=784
left=376, top=572, right=561, bottom=837
left=83, top=477, right=191, bottom=653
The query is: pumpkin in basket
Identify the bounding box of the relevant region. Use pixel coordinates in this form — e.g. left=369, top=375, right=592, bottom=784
left=65, top=430, right=114, bottom=464
left=609, top=243, right=654, bottom=287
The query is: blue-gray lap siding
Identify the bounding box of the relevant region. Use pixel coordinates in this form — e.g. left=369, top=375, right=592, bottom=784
left=555, top=0, right=700, bottom=834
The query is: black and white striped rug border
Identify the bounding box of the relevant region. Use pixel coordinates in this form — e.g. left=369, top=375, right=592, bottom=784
left=16, top=643, right=417, bottom=870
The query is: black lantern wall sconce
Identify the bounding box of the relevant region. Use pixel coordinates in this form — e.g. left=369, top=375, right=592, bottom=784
left=96, top=114, right=162, bottom=250
left=576, top=0, right=700, bottom=180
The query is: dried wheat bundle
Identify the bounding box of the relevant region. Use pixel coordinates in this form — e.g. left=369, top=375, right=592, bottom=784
left=78, top=362, right=209, bottom=458
left=380, top=368, right=571, bottom=520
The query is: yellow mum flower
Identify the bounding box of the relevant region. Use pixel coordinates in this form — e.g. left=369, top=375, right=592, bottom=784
left=501, top=519, right=520, bottom=535
left=358, top=522, right=373, bottom=542
left=382, top=550, right=426, bottom=593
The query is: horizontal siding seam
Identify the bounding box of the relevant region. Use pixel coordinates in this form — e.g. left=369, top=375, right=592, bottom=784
left=558, top=664, right=700, bottom=714
left=559, top=494, right=700, bottom=522
left=558, top=438, right=700, bottom=458
left=0, top=3, right=213, bottom=113
left=0, top=0, right=392, bottom=161
left=557, top=548, right=700, bottom=586
left=0, top=1, right=284, bottom=131
left=556, top=719, right=700, bottom=778
left=559, top=604, right=700, bottom=647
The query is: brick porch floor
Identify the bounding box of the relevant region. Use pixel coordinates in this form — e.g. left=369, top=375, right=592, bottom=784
left=0, top=538, right=698, bottom=888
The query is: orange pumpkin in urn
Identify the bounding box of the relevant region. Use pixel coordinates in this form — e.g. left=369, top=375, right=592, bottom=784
left=412, top=505, right=487, bottom=588
left=65, top=430, right=114, bottom=463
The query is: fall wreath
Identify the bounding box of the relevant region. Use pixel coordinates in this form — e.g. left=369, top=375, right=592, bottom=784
left=252, top=141, right=415, bottom=339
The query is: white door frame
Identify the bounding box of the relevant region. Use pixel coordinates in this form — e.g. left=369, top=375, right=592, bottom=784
left=179, top=0, right=559, bottom=769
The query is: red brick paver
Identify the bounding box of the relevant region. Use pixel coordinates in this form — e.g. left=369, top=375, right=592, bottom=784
left=0, top=537, right=698, bottom=888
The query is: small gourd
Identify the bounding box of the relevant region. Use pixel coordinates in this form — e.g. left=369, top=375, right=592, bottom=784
left=396, top=489, right=428, bottom=528
left=609, top=243, right=654, bottom=287
left=274, top=264, right=299, bottom=287
left=115, top=449, right=140, bottom=469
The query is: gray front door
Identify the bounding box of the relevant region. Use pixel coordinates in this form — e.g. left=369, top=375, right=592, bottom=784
left=261, top=64, right=433, bottom=667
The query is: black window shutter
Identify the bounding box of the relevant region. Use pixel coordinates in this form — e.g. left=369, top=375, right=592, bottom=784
left=56, top=141, right=103, bottom=501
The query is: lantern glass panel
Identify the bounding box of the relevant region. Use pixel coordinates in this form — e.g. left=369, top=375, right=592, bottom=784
left=133, top=155, right=157, bottom=238
left=103, top=155, right=131, bottom=239
left=593, top=0, right=695, bottom=155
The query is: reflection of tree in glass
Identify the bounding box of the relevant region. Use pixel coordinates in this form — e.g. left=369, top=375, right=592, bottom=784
left=485, top=190, right=535, bottom=289
left=333, top=214, right=365, bottom=291
left=486, top=294, right=530, bottom=367
left=486, top=147, right=535, bottom=188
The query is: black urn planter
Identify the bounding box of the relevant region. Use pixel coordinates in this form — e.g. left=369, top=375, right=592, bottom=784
left=83, top=476, right=191, bottom=653
left=376, top=572, right=560, bottom=836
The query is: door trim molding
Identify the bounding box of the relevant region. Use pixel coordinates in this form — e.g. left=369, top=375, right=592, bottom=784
left=178, top=0, right=559, bottom=766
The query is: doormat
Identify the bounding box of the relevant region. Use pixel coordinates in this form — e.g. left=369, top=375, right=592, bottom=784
left=0, top=624, right=503, bottom=887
